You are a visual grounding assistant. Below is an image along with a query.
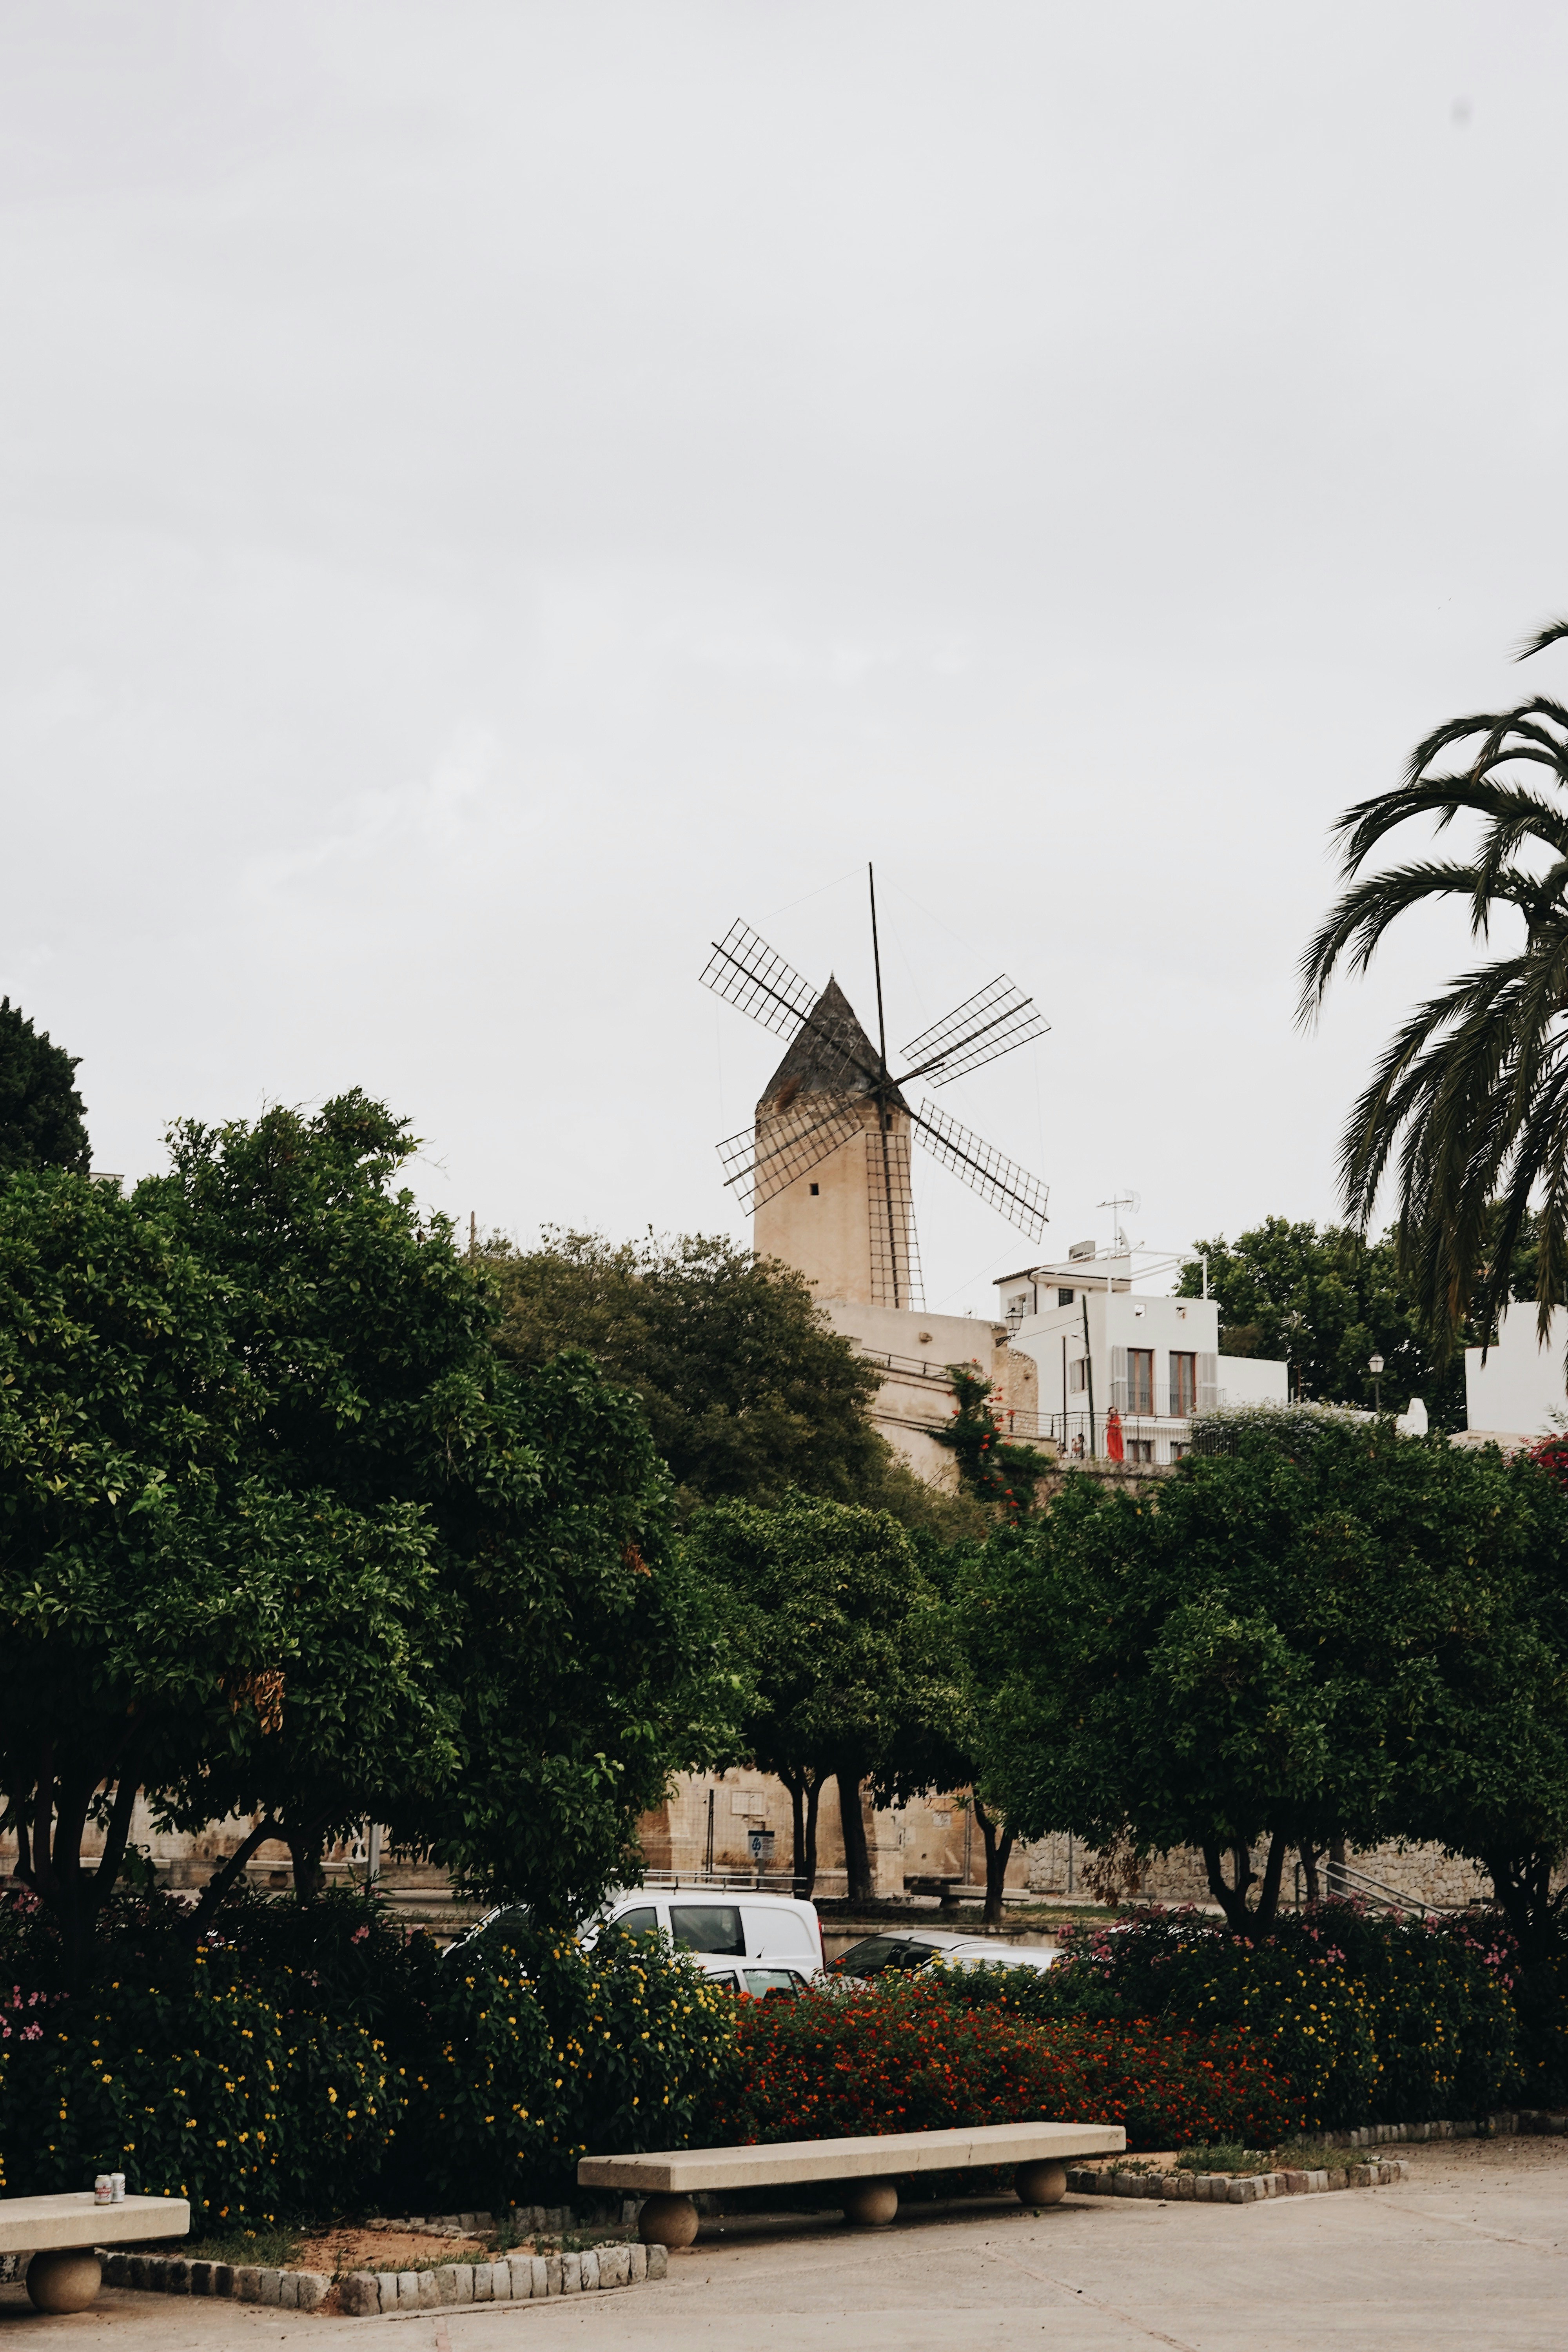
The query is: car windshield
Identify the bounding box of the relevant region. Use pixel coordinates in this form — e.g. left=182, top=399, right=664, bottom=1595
left=742, top=1968, right=802, bottom=1999
left=834, top=1936, right=938, bottom=1976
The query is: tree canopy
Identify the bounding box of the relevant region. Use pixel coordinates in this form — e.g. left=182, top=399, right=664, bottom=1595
left=683, top=1494, right=963, bottom=1899
left=1179, top=1214, right=1542, bottom=1430
left=483, top=1227, right=971, bottom=1529
left=0, top=996, right=89, bottom=1177
left=1177, top=1217, right=1461, bottom=1423
left=966, top=1419, right=1568, bottom=1941
left=0, top=1096, right=736, bottom=1978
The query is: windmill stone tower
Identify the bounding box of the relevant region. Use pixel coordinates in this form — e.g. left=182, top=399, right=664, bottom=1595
left=753, top=976, right=919, bottom=1309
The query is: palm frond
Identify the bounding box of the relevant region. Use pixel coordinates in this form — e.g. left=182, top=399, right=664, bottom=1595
left=1517, top=619, right=1568, bottom=663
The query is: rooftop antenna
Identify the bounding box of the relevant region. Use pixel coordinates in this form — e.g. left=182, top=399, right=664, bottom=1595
left=699, top=867, right=1053, bottom=1308
left=1099, top=1191, right=1142, bottom=1260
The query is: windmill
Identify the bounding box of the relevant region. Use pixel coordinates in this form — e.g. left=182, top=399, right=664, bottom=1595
left=701, top=866, right=1051, bottom=1314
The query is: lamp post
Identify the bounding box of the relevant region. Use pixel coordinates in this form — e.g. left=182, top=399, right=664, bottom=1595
left=1369, top=1353, right=1384, bottom=1412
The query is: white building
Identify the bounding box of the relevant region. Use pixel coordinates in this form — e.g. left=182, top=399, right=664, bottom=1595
left=1464, top=1308, right=1568, bottom=1446
left=997, top=1245, right=1288, bottom=1465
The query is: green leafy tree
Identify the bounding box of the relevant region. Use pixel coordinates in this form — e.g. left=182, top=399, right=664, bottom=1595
left=966, top=1419, right=1568, bottom=1938
left=0, top=1162, right=441, bottom=1980
left=683, top=1495, right=964, bottom=1900
left=1179, top=1214, right=1540, bottom=1429
left=148, top=1099, right=737, bottom=1920
left=0, top=996, right=89, bottom=1176
left=1177, top=1218, right=1461, bottom=1423
left=483, top=1228, right=968, bottom=1531
left=0, top=1098, right=737, bottom=1977
left=1298, top=619, right=1568, bottom=1363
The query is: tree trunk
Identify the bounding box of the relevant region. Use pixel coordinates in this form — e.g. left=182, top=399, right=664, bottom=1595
left=1252, top=1829, right=1289, bottom=1931
left=1327, top=1833, right=1347, bottom=1899
left=1298, top=1842, right=1322, bottom=1904
left=1201, top=1840, right=1256, bottom=1933
left=837, top=1771, right=874, bottom=1902
left=1203, top=1832, right=1290, bottom=1933
left=287, top=1826, right=327, bottom=1903
left=784, top=1773, right=807, bottom=1889
left=185, top=1815, right=284, bottom=1940
left=804, top=1776, right=823, bottom=1900
left=1484, top=1849, right=1555, bottom=1956
left=973, top=1795, right=1014, bottom=1927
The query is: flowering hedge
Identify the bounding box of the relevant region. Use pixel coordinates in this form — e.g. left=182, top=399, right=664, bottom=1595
left=937, top=1904, right=1521, bottom=2127
left=0, top=1890, right=738, bottom=2222
left=390, top=1917, right=738, bottom=2209
left=700, top=1976, right=1294, bottom=2152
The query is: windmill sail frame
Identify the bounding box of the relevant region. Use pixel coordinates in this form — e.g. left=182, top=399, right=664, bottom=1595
left=701, top=871, right=1050, bottom=1294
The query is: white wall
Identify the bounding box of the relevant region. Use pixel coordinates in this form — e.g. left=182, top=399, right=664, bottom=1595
left=1465, top=1308, right=1568, bottom=1439
left=1216, top=1355, right=1290, bottom=1406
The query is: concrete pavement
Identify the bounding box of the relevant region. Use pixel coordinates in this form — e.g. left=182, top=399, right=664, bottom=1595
left=4, top=2135, right=1564, bottom=2350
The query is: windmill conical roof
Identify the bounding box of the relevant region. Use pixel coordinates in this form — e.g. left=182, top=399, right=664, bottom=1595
left=756, top=976, right=906, bottom=1113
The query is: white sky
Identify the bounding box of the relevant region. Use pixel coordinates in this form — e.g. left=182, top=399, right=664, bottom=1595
left=4, top=2, right=1566, bottom=1314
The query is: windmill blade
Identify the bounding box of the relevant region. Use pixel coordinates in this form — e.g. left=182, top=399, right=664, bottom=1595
left=699, top=920, right=879, bottom=1087
left=898, top=976, right=1049, bottom=1088
left=715, top=1093, right=866, bottom=1213
left=912, top=1100, right=1049, bottom=1242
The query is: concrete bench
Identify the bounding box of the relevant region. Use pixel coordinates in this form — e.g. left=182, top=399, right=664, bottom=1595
left=581, top=2120, right=1125, bottom=2243
left=0, top=2192, right=189, bottom=2314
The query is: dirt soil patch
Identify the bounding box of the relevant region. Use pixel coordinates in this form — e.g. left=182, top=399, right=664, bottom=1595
left=292, top=2227, right=491, bottom=2274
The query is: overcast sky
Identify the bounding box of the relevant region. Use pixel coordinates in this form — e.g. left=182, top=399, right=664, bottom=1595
left=4, top=3, right=1566, bottom=1312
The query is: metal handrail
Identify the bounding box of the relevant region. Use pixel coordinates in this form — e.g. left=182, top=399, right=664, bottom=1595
left=1293, top=1855, right=1465, bottom=1918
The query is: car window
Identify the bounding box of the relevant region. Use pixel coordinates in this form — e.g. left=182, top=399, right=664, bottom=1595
left=613, top=1905, right=659, bottom=1938
left=670, top=1903, right=745, bottom=1956
left=835, top=1936, right=936, bottom=1976
left=742, top=1968, right=802, bottom=1999
left=705, top=1966, right=744, bottom=1993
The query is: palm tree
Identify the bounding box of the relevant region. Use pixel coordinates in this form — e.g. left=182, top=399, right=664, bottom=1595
left=1298, top=619, right=1568, bottom=1361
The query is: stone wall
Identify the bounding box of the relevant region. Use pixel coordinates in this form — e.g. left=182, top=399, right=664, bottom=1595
left=1022, top=1833, right=1495, bottom=1911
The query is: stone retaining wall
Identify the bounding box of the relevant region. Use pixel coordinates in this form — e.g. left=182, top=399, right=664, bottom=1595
left=98, top=2240, right=666, bottom=2315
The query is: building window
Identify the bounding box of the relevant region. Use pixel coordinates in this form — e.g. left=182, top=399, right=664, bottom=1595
left=1128, top=1348, right=1154, bottom=1415
left=1068, top=1356, right=1087, bottom=1394
left=809, top=1182, right=819, bottom=1195
left=1057, top=1287, right=1074, bottom=1306
left=1128, top=1438, right=1154, bottom=1464
left=1169, top=1351, right=1197, bottom=1416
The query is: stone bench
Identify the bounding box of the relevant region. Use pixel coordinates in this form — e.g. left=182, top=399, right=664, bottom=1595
left=580, top=2120, right=1125, bottom=2243
left=0, top=2192, right=189, bottom=2314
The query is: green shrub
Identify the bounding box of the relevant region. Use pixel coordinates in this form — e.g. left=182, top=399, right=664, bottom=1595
left=0, top=1945, right=394, bottom=2222
left=944, top=1904, right=1520, bottom=2127
left=0, top=1891, right=739, bottom=2221
left=390, top=1920, right=739, bottom=2207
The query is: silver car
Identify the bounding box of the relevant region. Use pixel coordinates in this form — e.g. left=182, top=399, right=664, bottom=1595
left=830, top=1928, right=1057, bottom=1983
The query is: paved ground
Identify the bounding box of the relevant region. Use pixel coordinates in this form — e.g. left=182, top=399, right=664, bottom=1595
left=5, top=2136, right=1566, bottom=2351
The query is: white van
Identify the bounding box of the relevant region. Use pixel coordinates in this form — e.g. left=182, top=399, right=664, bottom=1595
left=588, top=1888, right=823, bottom=1973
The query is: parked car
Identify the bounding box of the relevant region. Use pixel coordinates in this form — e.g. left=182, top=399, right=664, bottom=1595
left=830, top=1928, right=1056, bottom=1982
left=584, top=1888, right=825, bottom=1973
left=689, top=1952, right=814, bottom=2000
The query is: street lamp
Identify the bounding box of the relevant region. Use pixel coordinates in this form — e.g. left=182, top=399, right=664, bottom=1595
left=1369, top=1353, right=1385, bottom=1412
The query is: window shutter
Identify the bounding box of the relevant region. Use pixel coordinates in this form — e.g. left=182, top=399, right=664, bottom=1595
left=1110, top=1345, right=1128, bottom=1410
left=1197, top=1351, right=1219, bottom=1412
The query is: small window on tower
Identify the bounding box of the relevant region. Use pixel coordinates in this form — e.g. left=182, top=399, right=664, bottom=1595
left=1057, top=1287, right=1074, bottom=1307
left=809, top=1182, right=820, bottom=1195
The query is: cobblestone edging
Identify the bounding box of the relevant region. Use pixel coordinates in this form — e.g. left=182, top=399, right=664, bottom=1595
left=98, top=2241, right=666, bottom=2314
left=1065, top=2108, right=1568, bottom=2208
left=1067, top=2157, right=1415, bottom=2201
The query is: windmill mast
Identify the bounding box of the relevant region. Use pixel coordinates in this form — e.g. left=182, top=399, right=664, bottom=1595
left=867, top=862, right=902, bottom=1309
